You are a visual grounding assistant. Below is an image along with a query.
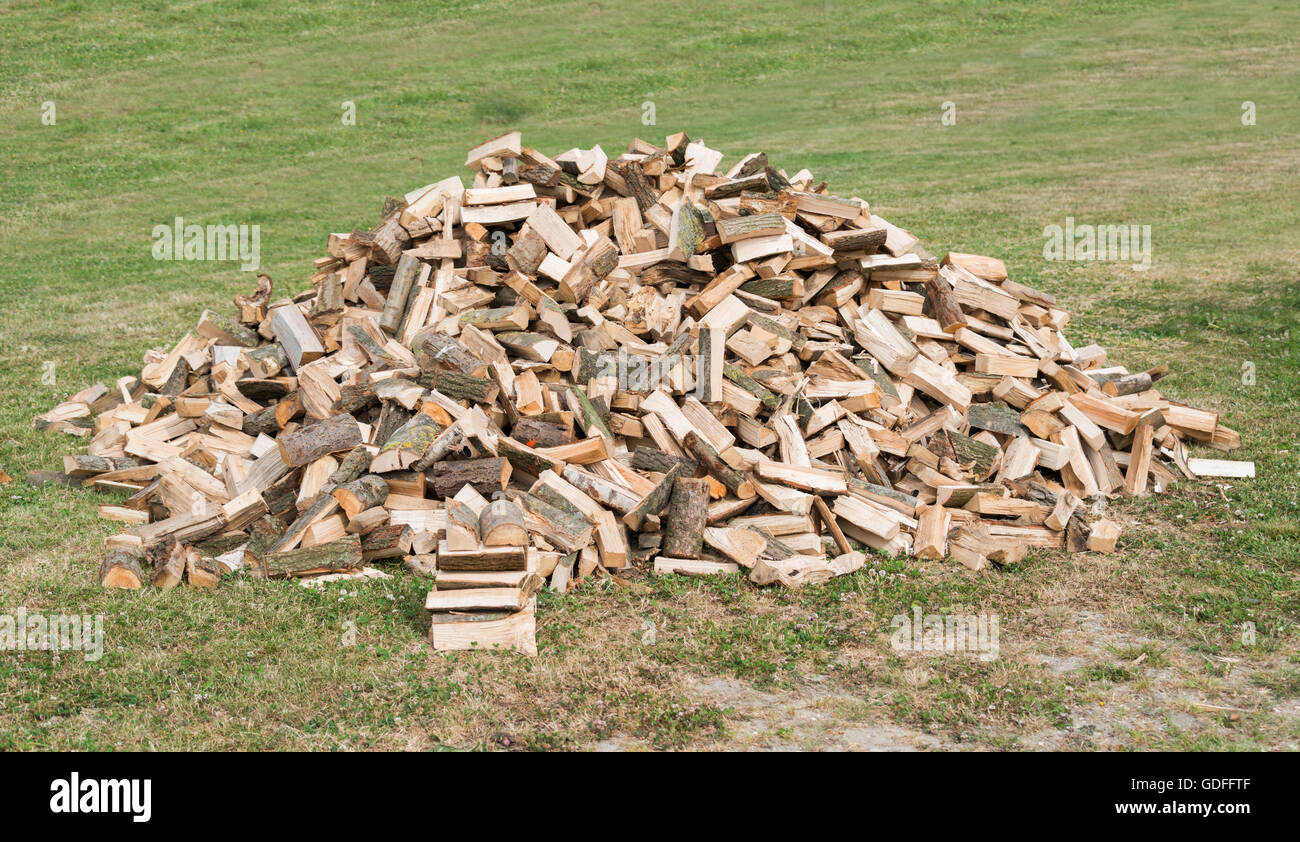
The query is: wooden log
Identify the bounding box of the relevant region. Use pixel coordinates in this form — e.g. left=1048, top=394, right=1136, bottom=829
left=512, top=416, right=573, bottom=448
left=654, top=557, right=739, bottom=576
left=362, top=523, right=409, bottom=561
left=372, top=413, right=442, bottom=474
left=683, top=431, right=754, bottom=499
left=661, top=478, right=709, bottom=558
left=379, top=252, right=421, bottom=335
left=270, top=305, right=324, bottom=368
left=435, top=540, right=528, bottom=571
left=150, top=541, right=187, bottom=589
left=923, top=277, right=967, bottom=333
left=100, top=550, right=146, bottom=588
left=480, top=499, right=528, bottom=547
left=265, top=535, right=364, bottom=579
left=445, top=499, right=480, bottom=550
left=183, top=549, right=222, bottom=589
left=277, top=413, right=362, bottom=467
left=425, top=587, right=533, bottom=613
left=428, top=606, right=537, bottom=657
left=429, top=457, right=512, bottom=498
left=332, top=474, right=389, bottom=518
left=623, top=463, right=684, bottom=531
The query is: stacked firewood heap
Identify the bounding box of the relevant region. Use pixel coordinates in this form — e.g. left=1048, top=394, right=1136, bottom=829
left=34, top=130, right=1254, bottom=656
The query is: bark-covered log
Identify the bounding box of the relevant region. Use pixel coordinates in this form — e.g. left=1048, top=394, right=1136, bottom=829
left=480, top=499, right=527, bottom=547
left=410, top=422, right=468, bottom=472
left=265, top=535, right=364, bottom=579
left=411, top=327, right=488, bottom=378
left=496, top=436, right=564, bottom=478
left=513, top=491, right=593, bottom=553
left=683, top=432, right=754, bottom=499
left=379, top=252, right=421, bottom=335
left=242, top=403, right=283, bottom=437
left=429, top=457, right=512, bottom=498
left=151, top=541, right=187, bottom=590
left=421, top=369, right=499, bottom=403
left=623, top=463, right=684, bottom=531
left=631, top=446, right=698, bottom=476
left=100, top=550, right=146, bottom=588
left=723, top=362, right=780, bottom=410
left=362, top=524, right=408, bottom=561
left=661, top=478, right=709, bottom=559
left=924, top=277, right=967, bottom=333
left=332, top=474, right=389, bottom=518
left=372, top=412, right=442, bottom=473
left=277, top=413, right=362, bottom=468
left=511, top=416, right=573, bottom=448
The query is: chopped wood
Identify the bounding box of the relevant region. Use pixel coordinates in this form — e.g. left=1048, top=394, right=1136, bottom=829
left=36, top=128, right=1244, bottom=654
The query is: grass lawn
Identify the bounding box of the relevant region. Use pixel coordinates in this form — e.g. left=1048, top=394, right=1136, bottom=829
left=0, top=0, right=1296, bottom=750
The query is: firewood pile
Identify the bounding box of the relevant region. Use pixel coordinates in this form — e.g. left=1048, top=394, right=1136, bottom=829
left=33, top=129, right=1251, bottom=656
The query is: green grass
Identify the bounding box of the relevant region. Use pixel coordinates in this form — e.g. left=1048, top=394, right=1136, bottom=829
left=1, top=0, right=1298, bottom=750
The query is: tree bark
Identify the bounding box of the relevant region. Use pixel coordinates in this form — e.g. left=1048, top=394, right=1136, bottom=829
left=277, top=412, right=362, bottom=468
left=430, top=457, right=512, bottom=498
left=265, top=535, right=364, bottom=579
left=661, top=478, right=709, bottom=559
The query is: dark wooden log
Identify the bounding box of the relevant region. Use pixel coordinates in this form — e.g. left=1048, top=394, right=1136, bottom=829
left=435, top=543, right=528, bottom=572
left=924, top=277, right=967, bottom=333
left=821, top=227, right=887, bottom=253
left=430, top=457, right=512, bottom=498
left=631, top=446, right=698, bottom=476
left=661, top=478, right=709, bottom=559
left=511, top=416, right=573, bottom=448
left=361, top=524, right=408, bottom=561
left=422, top=369, right=499, bottom=403
left=506, top=228, right=547, bottom=276
left=235, top=378, right=291, bottom=402
left=242, top=403, right=283, bottom=437
left=608, top=159, right=658, bottom=212
left=277, top=412, right=362, bottom=467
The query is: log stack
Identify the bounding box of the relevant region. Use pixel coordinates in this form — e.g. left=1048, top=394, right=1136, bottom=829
left=32, top=129, right=1252, bottom=655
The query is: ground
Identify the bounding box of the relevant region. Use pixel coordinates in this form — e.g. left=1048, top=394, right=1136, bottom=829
left=0, top=0, right=1297, bottom=750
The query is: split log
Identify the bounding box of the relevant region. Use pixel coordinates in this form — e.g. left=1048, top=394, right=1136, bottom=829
left=661, top=478, right=710, bottom=559
left=332, top=474, right=389, bottom=518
